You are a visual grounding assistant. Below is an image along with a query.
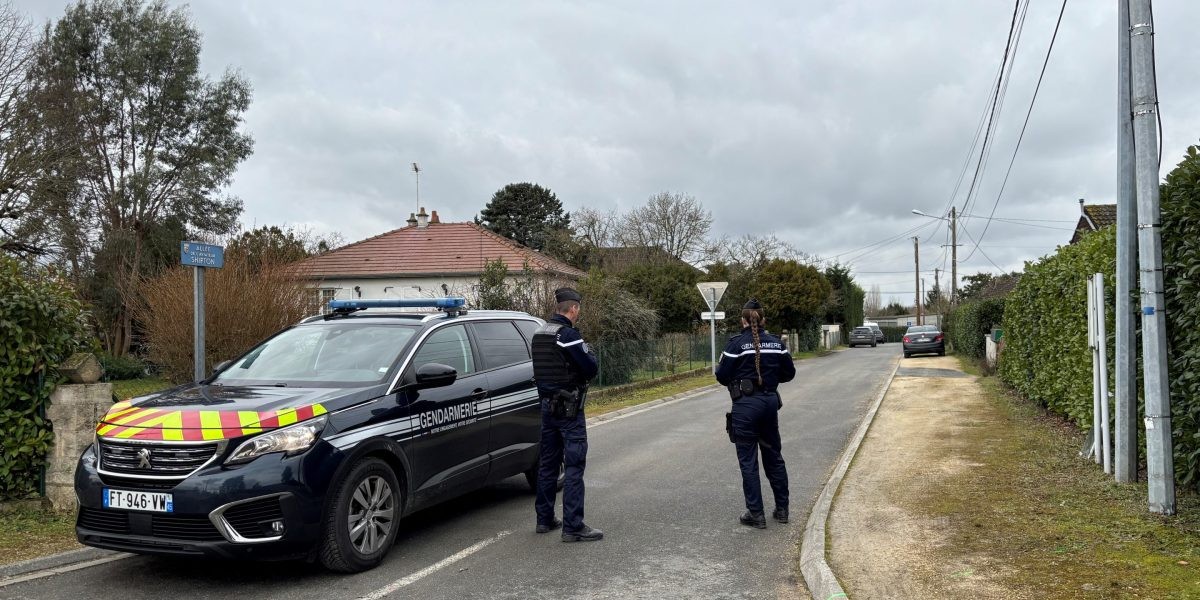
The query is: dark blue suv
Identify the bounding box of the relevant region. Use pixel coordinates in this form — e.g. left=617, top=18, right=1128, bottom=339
left=75, top=298, right=546, bottom=573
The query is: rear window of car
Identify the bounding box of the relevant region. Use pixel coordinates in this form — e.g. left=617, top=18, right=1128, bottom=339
left=906, top=326, right=939, bottom=334
left=472, top=321, right=531, bottom=370
left=852, top=327, right=872, bottom=333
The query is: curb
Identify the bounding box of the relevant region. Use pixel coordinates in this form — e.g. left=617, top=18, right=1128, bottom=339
left=587, top=384, right=722, bottom=426
left=800, top=358, right=900, bottom=600
left=0, top=547, right=126, bottom=582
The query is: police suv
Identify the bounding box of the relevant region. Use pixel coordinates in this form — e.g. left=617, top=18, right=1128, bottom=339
left=75, top=298, right=547, bottom=573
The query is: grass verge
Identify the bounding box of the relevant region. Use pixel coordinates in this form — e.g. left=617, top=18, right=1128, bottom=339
left=0, top=506, right=79, bottom=566
left=587, top=372, right=717, bottom=417
left=110, top=378, right=172, bottom=401
left=919, top=357, right=1200, bottom=598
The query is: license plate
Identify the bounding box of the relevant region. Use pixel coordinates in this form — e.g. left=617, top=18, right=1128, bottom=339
left=919, top=338, right=930, bottom=342
left=103, top=488, right=173, bottom=513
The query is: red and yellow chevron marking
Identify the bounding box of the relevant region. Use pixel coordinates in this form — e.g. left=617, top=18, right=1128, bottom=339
left=96, top=403, right=328, bottom=442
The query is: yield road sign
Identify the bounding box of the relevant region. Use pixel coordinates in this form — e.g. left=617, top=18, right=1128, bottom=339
left=700, top=311, right=725, bottom=320
left=696, top=282, right=729, bottom=309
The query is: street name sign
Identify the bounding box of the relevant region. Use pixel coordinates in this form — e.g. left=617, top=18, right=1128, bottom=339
left=700, top=311, right=726, bottom=320
left=181, top=242, right=225, bottom=268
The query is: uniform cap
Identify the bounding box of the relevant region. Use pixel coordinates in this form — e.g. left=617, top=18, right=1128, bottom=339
left=743, top=298, right=762, bottom=310
left=555, top=287, right=582, bottom=303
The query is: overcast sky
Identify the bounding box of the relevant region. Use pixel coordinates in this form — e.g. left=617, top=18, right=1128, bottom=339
left=15, top=0, right=1200, bottom=304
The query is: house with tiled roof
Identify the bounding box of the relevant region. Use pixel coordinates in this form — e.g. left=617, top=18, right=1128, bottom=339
left=1070, top=199, right=1117, bottom=244
left=295, top=207, right=586, bottom=312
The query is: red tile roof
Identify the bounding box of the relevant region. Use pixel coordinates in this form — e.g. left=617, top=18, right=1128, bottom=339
left=1071, top=203, right=1117, bottom=244
left=295, top=222, right=586, bottom=279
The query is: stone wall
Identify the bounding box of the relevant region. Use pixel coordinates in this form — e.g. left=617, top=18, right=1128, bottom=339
left=45, top=383, right=112, bottom=511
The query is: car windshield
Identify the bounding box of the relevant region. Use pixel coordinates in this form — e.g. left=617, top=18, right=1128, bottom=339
left=213, top=322, right=418, bottom=387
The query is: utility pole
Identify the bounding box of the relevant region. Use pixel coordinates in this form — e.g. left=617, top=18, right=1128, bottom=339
left=1115, top=0, right=1139, bottom=484
left=934, top=268, right=941, bottom=313
left=1128, top=0, right=1174, bottom=514
left=950, top=206, right=958, bottom=304
left=913, top=237, right=922, bottom=325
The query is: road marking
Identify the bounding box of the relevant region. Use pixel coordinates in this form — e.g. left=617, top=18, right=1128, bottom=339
left=0, top=553, right=131, bottom=588
left=356, top=530, right=511, bottom=600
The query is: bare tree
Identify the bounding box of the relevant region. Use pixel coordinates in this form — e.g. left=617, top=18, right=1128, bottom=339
left=865, top=284, right=883, bottom=316
left=0, top=3, right=52, bottom=257
left=573, top=206, right=617, bottom=249
left=617, top=192, right=712, bottom=262
left=717, top=233, right=812, bottom=268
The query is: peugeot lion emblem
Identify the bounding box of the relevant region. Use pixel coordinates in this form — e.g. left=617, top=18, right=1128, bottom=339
left=137, top=447, right=152, bottom=469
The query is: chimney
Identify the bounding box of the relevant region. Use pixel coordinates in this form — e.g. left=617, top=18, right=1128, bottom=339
left=1078, top=198, right=1085, bottom=214
left=417, top=206, right=429, bottom=229
left=430, top=210, right=440, bottom=224
left=406, top=212, right=417, bottom=227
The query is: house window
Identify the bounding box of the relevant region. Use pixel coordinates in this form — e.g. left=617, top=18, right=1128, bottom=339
left=309, top=289, right=338, bottom=315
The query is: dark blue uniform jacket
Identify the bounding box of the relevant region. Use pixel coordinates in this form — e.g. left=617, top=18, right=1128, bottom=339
left=715, top=328, right=797, bottom=393
left=535, top=314, right=599, bottom=398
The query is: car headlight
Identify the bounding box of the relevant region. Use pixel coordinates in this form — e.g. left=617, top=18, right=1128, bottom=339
left=226, top=416, right=328, bottom=465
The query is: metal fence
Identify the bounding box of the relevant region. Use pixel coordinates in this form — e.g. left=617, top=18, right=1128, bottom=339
left=593, top=333, right=713, bottom=388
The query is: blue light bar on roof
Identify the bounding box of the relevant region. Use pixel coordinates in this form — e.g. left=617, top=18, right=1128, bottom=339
left=328, top=297, right=467, bottom=310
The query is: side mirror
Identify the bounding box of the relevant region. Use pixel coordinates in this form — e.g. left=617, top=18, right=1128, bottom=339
left=213, top=360, right=231, bottom=374
left=414, top=363, right=457, bottom=389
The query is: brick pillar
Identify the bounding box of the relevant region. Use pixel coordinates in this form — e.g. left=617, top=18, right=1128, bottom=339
left=45, top=383, right=112, bottom=511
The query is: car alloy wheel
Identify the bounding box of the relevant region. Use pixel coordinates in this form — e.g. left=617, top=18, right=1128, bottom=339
left=320, top=457, right=401, bottom=573
left=348, top=475, right=395, bottom=555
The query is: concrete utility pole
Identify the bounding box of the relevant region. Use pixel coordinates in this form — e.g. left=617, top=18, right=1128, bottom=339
left=912, top=237, right=922, bottom=325
left=950, top=206, right=958, bottom=304
left=412, top=162, right=421, bottom=216
left=1128, top=0, right=1174, bottom=514
left=1115, top=0, right=1139, bottom=484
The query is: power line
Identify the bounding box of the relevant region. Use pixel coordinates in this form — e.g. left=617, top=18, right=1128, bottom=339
left=960, top=0, right=1031, bottom=222
left=964, top=0, right=1070, bottom=262
left=959, top=222, right=1006, bottom=272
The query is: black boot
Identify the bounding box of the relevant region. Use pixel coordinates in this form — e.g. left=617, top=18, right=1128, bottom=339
left=562, top=525, right=604, bottom=542
left=739, top=511, right=767, bottom=529
left=536, top=518, right=562, bottom=534
left=772, top=508, right=789, bottom=523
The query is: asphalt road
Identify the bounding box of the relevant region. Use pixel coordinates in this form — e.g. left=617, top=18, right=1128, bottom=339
left=2, top=345, right=899, bottom=600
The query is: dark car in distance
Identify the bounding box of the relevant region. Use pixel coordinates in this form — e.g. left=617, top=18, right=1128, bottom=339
left=903, top=325, right=945, bottom=358
left=849, top=326, right=877, bottom=348
left=75, top=298, right=551, bottom=573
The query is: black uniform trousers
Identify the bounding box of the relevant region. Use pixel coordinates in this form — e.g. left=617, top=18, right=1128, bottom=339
left=535, top=400, right=588, bottom=532
left=730, top=393, right=789, bottom=514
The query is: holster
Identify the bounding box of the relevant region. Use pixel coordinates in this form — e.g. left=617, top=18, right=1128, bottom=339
left=551, top=389, right=581, bottom=418
left=725, top=412, right=735, bottom=443
left=727, top=379, right=757, bottom=401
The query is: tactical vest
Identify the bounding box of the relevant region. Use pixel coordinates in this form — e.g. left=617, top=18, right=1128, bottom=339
left=531, top=323, right=574, bottom=385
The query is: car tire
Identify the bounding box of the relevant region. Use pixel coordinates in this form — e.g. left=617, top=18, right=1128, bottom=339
left=525, top=462, right=565, bottom=492
left=319, top=457, right=401, bottom=573
left=938, top=350, right=946, bottom=356
left=904, top=353, right=911, bottom=359
left=872, top=342, right=877, bottom=348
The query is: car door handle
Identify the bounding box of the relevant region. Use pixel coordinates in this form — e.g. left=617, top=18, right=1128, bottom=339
left=471, top=389, right=488, bottom=400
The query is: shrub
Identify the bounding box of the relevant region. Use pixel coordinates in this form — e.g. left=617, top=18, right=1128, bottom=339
left=1161, top=144, right=1200, bottom=488
left=136, top=245, right=313, bottom=383
left=999, top=227, right=1115, bottom=428
left=947, top=299, right=1005, bottom=360
left=99, top=353, right=149, bottom=380
left=575, top=270, right=661, bottom=386
left=0, top=257, right=90, bottom=500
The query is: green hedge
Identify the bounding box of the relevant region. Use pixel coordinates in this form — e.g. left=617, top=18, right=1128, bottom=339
left=99, top=353, right=149, bottom=381
left=0, top=257, right=89, bottom=500
left=947, top=299, right=1005, bottom=360
left=999, top=227, right=1114, bottom=427
left=880, top=326, right=906, bottom=343
left=1162, top=144, right=1200, bottom=488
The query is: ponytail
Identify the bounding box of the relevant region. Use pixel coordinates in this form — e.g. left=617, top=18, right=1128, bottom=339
left=742, top=307, right=764, bottom=386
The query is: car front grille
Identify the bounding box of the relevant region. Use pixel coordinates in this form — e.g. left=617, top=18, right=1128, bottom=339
left=222, top=496, right=286, bottom=539
left=99, top=439, right=219, bottom=479
left=151, top=514, right=225, bottom=541
left=78, top=507, right=130, bottom=534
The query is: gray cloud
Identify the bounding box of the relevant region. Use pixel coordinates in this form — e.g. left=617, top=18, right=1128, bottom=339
left=12, top=0, right=1200, bottom=303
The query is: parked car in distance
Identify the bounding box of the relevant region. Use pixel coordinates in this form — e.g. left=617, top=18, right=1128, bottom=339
left=867, top=323, right=885, bottom=344
left=903, top=325, right=945, bottom=358
left=849, top=326, right=877, bottom=348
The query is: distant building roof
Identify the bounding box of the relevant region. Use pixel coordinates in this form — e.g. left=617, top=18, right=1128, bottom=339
left=296, top=221, right=587, bottom=280
left=1071, top=200, right=1116, bottom=244
left=977, top=273, right=1021, bottom=300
